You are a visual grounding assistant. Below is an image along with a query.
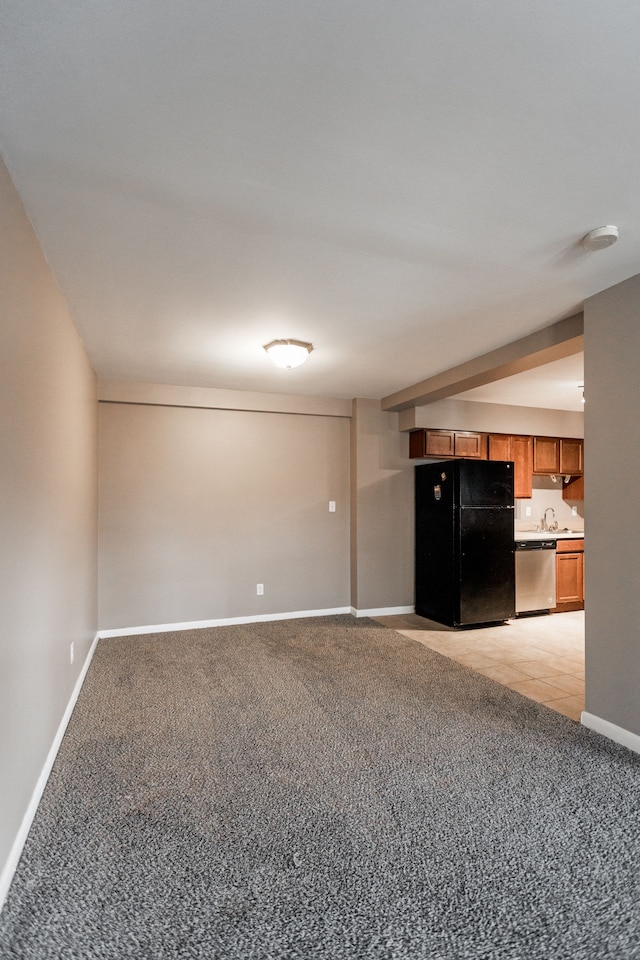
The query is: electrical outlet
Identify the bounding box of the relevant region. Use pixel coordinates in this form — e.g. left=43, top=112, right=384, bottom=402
left=69, top=642, right=74, bottom=665
left=572, top=506, right=578, bottom=517
left=329, top=501, right=336, bottom=512
left=256, top=583, right=264, bottom=596
left=525, top=506, right=532, bottom=517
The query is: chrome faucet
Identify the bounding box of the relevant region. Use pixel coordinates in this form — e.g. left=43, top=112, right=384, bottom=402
left=543, top=507, right=557, bottom=531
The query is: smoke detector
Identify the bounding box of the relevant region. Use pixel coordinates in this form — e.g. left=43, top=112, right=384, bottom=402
left=582, top=225, right=619, bottom=251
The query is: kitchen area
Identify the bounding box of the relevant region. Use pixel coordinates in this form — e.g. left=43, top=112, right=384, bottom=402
left=374, top=607, right=585, bottom=721
left=514, top=488, right=584, bottom=617
left=380, top=426, right=586, bottom=721
left=410, top=427, right=585, bottom=620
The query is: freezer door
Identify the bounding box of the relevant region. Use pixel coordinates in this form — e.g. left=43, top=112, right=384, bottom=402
left=457, top=459, right=514, bottom=508
left=457, top=507, right=515, bottom=625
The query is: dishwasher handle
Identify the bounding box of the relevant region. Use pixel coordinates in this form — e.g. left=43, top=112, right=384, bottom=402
left=514, top=539, right=557, bottom=551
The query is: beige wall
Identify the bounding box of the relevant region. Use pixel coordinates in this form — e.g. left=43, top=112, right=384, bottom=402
left=403, top=397, right=584, bottom=438
left=0, top=158, right=98, bottom=877
left=98, top=401, right=351, bottom=629
left=584, top=274, right=640, bottom=737
left=350, top=399, right=414, bottom=612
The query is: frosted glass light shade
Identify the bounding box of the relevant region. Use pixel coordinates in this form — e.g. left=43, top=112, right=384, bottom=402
left=263, top=339, right=314, bottom=369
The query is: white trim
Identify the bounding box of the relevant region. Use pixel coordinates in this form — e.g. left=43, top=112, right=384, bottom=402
left=98, top=607, right=353, bottom=638
left=581, top=711, right=640, bottom=755
left=350, top=605, right=415, bottom=618
left=0, top=632, right=100, bottom=912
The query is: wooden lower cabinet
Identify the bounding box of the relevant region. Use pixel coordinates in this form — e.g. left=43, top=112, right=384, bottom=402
left=553, top=539, right=584, bottom=612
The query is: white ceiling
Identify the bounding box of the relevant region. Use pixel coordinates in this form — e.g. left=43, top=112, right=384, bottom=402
left=453, top=353, right=585, bottom=411
left=0, top=2, right=637, bottom=405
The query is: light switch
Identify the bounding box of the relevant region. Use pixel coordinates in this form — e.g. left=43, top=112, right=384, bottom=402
left=329, top=501, right=336, bottom=512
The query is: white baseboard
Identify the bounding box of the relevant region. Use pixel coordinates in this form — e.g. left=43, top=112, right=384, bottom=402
left=98, top=607, right=353, bottom=638
left=581, top=711, right=640, bottom=755
left=351, top=605, right=415, bottom=618
left=0, top=632, right=100, bottom=913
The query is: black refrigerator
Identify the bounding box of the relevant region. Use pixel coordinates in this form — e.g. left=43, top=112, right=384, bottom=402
left=415, top=459, right=515, bottom=627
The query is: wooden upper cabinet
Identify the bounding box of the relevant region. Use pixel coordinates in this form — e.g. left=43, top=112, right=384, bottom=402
left=408, top=429, right=455, bottom=458
left=511, top=435, right=533, bottom=499
left=487, top=434, right=512, bottom=461
left=410, top=430, right=582, bottom=503
left=487, top=434, right=532, bottom=498
left=425, top=429, right=456, bottom=458
left=453, top=431, right=485, bottom=459
left=533, top=436, right=560, bottom=474
left=409, top=430, right=427, bottom=458
left=563, top=474, right=584, bottom=501
left=559, top=438, right=584, bottom=475
left=409, top=429, right=485, bottom=459
left=532, top=435, right=583, bottom=476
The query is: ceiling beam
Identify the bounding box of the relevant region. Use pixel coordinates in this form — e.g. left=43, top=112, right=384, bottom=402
left=380, top=313, right=584, bottom=412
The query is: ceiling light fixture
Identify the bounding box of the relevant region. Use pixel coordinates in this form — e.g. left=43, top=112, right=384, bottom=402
left=582, top=225, right=619, bottom=251
left=263, top=339, right=314, bottom=369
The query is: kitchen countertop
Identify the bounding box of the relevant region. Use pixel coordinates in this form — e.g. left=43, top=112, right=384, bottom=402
left=514, top=530, right=585, bottom=541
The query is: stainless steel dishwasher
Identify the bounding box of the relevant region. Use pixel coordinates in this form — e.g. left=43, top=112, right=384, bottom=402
left=515, top=539, right=557, bottom=613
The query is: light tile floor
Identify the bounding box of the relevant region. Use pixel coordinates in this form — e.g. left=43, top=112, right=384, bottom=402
left=372, top=611, right=585, bottom=722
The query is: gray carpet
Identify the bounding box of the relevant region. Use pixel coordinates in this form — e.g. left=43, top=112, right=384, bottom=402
left=1, top=615, right=640, bottom=959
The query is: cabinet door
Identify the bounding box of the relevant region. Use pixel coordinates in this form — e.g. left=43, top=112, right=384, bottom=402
left=453, top=431, right=484, bottom=459
left=425, top=430, right=455, bottom=457
left=511, top=435, right=533, bottom=499
left=559, top=438, right=584, bottom=475
left=562, top=474, right=584, bottom=501
left=555, top=552, right=584, bottom=609
left=411, top=429, right=486, bottom=459
left=409, top=430, right=426, bottom=458
left=533, top=436, right=560, bottom=474
left=488, top=434, right=512, bottom=461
